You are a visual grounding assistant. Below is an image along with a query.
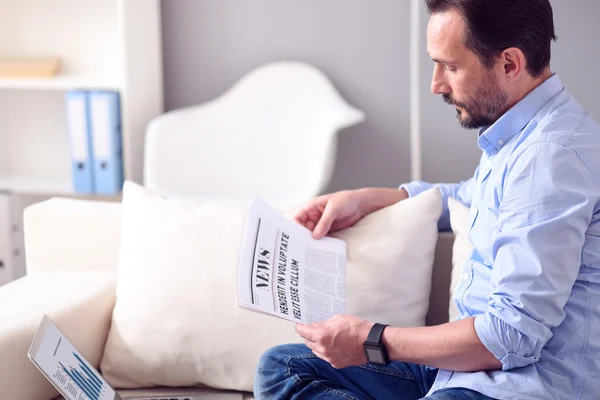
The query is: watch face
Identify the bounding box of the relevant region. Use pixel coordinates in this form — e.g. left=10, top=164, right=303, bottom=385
left=366, top=348, right=385, bottom=364
left=364, top=345, right=386, bottom=365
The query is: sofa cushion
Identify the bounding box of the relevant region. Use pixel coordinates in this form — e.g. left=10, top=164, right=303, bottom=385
left=448, top=197, right=473, bottom=322
left=0, top=271, right=116, bottom=400
left=24, top=198, right=122, bottom=274
left=100, top=181, right=442, bottom=392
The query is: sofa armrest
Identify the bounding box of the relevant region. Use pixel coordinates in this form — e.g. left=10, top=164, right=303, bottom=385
left=0, top=271, right=116, bottom=400
left=24, top=197, right=122, bottom=274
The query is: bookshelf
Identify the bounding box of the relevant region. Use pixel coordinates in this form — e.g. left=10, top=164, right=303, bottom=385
left=0, top=75, right=121, bottom=91
left=0, top=0, right=164, bottom=285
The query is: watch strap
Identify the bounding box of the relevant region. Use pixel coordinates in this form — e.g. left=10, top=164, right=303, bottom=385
left=366, top=323, right=389, bottom=344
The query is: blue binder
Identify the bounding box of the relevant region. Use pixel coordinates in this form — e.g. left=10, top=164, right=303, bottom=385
left=89, top=91, right=124, bottom=195
left=66, top=91, right=95, bottom=194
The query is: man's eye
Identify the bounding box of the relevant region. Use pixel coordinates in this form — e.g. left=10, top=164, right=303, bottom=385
left=445, top=65, right=457, bottom=72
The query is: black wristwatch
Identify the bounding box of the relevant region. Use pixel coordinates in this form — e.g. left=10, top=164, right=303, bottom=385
left=363, top=323, right=390, bottom=366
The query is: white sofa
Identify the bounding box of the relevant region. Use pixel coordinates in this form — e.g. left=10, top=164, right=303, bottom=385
left=0, top=196, right=455, bottom=400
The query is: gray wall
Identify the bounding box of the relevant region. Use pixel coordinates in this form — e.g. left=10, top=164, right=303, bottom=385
left=418, top=0, right=600, bottom=184
left=550, top=1, right=600, bottom=121
left=161, top=0, right=412, bottom=192
left=417, top=0, right=480, bottom=184
left=161, top=0, right=600, bottom=191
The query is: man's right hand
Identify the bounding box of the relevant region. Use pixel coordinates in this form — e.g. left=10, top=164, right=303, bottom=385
left=294, top=188, right=409, bottom=239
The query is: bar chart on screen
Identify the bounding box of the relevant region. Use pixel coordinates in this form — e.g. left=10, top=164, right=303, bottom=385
left=31, top=320, right=115, bottom=400
left=55, top=354, right=105, bottom=400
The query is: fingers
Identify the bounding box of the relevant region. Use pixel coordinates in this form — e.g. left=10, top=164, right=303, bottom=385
left=294, top=202, right=325, bottom=235
left=295, top=323, right=316, bottom=342
left=293, top=196, right=340, bottom=239
left=304, top=340, right=327, bottom=359
left=313, top=203, right=337, bottom=239
left=293, top=201, right=319, bottom=228
left=304, top=339, right=317, bottom=352
left=305, top=220, right=317, bottom=232
left=293, top=209, right=308, bottom=225
left=305, top=340, right=344, bottom=369
left=296, top=322, right=325, bottom=343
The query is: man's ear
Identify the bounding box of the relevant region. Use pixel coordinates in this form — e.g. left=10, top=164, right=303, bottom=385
left=500, top=47, right=526, bottom=81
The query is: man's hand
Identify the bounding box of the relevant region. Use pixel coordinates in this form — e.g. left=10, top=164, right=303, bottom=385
left=295, top=315, right=374, bottom=369
left=293, top=191, right=365, bottom=240
left=295, top=315, right=503, bottom=372
left=294, top=188, right=409, bottom=239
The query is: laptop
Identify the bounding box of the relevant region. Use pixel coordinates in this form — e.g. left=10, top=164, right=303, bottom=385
left=28, top=315, right=243, bottom=400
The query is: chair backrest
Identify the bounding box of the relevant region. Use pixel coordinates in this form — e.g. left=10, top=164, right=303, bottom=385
left=144, top=61, right=365, bottom=207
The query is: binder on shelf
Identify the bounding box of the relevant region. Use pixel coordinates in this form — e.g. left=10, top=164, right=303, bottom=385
left=0, top=193, right=13, bottom=286
left=89, top=91, right=124, bottom=195
left=66, top=91, right=95, bottom=194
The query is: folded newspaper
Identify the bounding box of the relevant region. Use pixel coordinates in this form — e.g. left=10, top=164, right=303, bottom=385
left=238, top=197, right=347, bottom=324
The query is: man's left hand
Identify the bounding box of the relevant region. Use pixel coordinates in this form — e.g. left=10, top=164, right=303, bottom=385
left=295, top=314, right=374, bottom=369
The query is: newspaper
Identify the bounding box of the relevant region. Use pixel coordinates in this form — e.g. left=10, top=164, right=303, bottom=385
left=238, top=197, right=347, bottom=324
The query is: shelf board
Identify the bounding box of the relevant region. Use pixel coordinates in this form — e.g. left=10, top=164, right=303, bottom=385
left=0, top=74, right=121, bottom=91
left=0, top=174, right=73, bottom=195
left=0, top=174, right=122, bottom=201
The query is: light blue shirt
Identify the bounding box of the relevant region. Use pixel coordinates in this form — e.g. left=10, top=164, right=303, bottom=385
left=402, top=74, right=600, bottom=400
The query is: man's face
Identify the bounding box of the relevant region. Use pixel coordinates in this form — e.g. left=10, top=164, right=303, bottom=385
left=427, top=10, right=508, bottom=129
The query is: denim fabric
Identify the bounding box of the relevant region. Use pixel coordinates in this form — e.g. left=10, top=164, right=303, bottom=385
left=254, top=344, right=495, bottom=400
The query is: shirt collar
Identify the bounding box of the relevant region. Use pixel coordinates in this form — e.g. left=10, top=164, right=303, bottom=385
left=477, top=73, right=565, bottom=156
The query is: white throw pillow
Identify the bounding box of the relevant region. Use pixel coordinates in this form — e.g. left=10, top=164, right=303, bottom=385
left=447, top=197, right=474, bottom=322
left=100, top=182, right=442, bottom=392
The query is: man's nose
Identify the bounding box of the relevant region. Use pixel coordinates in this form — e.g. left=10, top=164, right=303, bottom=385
left=431, top=66, right=450, bottom=95
left=431, top=80, right=450, bottom=95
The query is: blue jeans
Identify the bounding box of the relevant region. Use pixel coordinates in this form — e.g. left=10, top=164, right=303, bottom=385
left=254, top=344, right=496, bottom=400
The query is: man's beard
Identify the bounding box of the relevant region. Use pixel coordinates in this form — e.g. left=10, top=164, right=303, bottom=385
left=443, top=75, right=508, bottom=129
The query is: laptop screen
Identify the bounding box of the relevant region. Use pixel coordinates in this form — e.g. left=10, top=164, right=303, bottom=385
left=28, top=316, right=118, bottom=400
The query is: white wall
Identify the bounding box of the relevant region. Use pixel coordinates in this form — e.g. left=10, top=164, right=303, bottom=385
left=161, top=0, right=600, bottom=190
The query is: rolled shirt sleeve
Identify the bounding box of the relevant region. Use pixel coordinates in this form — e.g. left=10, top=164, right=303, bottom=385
left=400, top=166, right=478, bottom=231
left=474, top=141, right=597, bottom=370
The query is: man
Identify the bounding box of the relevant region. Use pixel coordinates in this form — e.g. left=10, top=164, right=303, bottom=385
left=254, top=0, right=600, bottom=399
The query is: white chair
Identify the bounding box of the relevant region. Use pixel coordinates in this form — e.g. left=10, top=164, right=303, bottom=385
left=144, top=61, right=365, bottom=208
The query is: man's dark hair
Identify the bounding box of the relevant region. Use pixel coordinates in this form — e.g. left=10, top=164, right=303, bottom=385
left=425, top=0, right=557, bottom=77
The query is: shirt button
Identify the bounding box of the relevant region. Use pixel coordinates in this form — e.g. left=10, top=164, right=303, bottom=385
left=498, top=139, right=504, bottom=146
left=463, top=273, right=470, bottom=281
